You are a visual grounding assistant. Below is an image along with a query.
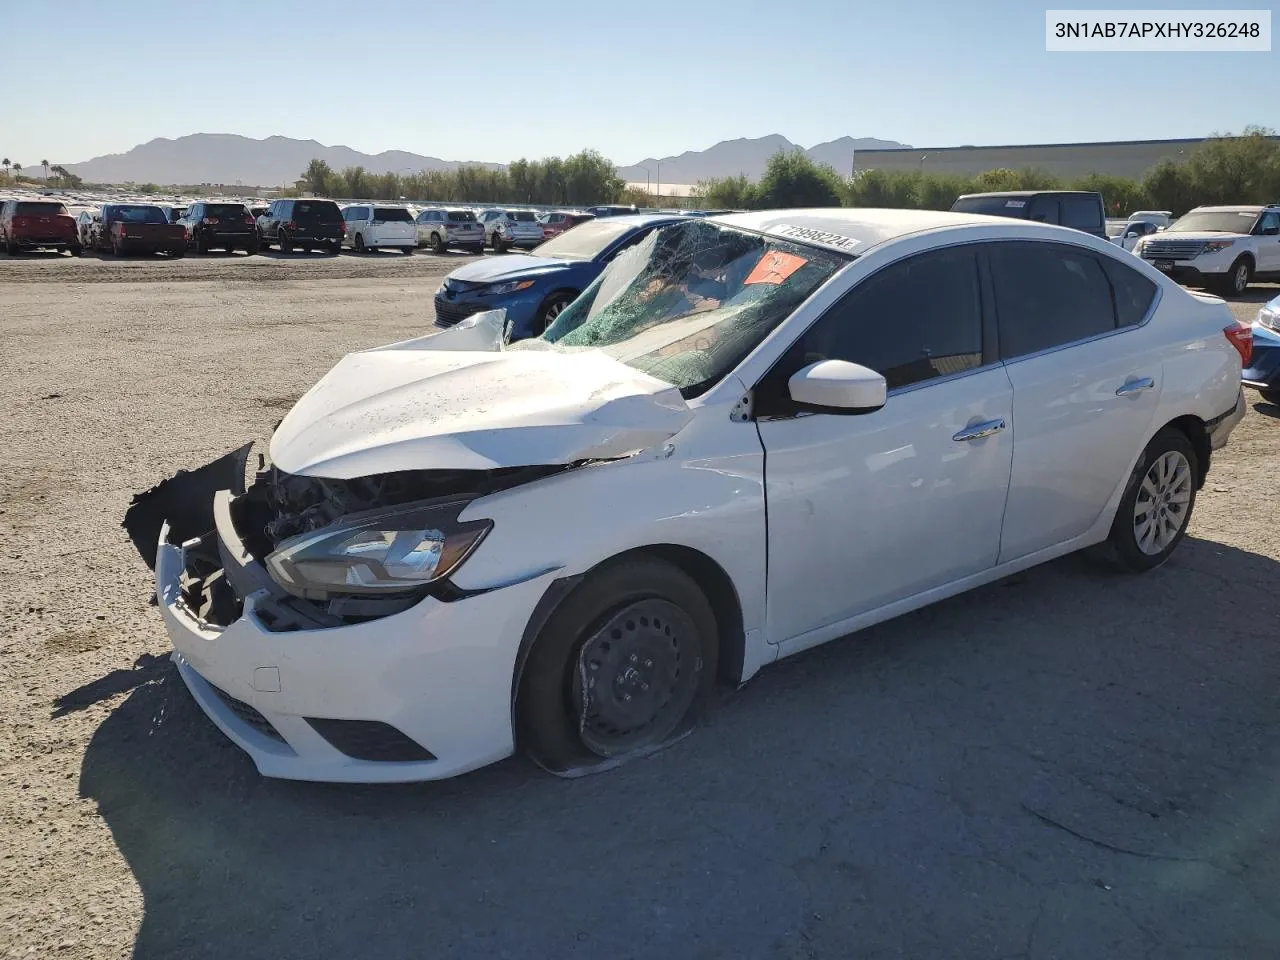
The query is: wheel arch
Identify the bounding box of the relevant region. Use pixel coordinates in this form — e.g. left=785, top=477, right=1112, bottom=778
left=509, top=543, right=747, bottom=724
left=1162, top=414, right=1210, bottom=488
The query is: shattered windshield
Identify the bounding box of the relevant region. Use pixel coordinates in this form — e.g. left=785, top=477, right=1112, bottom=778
left=513, top=219, right=849, bottom=396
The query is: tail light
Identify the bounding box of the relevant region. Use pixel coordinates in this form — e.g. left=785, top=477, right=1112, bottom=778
left=286, top=220, right=297, bottom=231
left=243, top=214, right=255, bottom=225
left=119, top=225, right=127, bottom=237
left=340, top=221, right=347, bottom=234
left=202, top=217, right=217, bottom=225
left=1224, top=320, right=1253, bottom=366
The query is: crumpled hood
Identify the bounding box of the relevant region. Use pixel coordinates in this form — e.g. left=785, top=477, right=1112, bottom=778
left=447, top=255, right=574, bottom=284
left=269, top=318, right=692, bottom=479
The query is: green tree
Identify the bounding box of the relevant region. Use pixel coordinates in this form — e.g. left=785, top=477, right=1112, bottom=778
left=301, top=158, right=335, bottom=196
left=12, top=162, right=21, bottom=179
left=1142, top=160, right=1199, bottom=216
left=41, top=159, right=49, bottom=181
left=754, top=150, right=843, bottom=208
left=1, top=158, right=9, bottom=182
left=698, top=174, right=756, bottom=209
left=1182, top=127, right=1280, bottom=205
left=562, top=149, right=624, bottom=204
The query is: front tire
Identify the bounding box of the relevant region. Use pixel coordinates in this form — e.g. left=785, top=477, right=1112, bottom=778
left=1103, top=427, right=1198, bottom=572
left=535, top=291, right=576, bottom=334
left=516, top=556, right=717, bottom=775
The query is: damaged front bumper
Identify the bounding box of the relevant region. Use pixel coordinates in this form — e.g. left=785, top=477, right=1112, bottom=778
left=154, top=483, right=555, bottom=783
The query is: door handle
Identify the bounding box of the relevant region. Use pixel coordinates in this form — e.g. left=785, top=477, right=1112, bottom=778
left=1115, top=377, right=1155, bottom=396
left=952, top=418, right=1007, bottom=442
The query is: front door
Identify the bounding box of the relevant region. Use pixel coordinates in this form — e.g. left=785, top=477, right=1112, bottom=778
left=755, top=244, right=1014, bottom=647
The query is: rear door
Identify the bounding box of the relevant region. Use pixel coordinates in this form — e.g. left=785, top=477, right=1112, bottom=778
left=373, top=206, right=415, bottom=243
left=989, top=240, right=1162, bottom=561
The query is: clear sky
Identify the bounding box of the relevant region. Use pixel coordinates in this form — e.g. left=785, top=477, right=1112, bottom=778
left=5, top=0, right=1277, bottom=168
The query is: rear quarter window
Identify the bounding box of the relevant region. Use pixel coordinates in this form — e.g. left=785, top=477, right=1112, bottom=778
left=1101, top=256, right=1158, bottom=327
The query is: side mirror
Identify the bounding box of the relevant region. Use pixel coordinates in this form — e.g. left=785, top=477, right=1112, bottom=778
left=787, top=360, right=887, bottom=412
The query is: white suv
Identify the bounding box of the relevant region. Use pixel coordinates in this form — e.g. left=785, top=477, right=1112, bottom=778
left=479, top=208, right=545, bottom=252
left=1136, top=204, right=1280, bottom=295
left=341, top=204, right=417, bottom=254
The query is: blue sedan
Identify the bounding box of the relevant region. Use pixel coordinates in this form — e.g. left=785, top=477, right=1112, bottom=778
left=1244, top=292, right=1280, bottom=404
left=433, top=214, right=684, bottom=341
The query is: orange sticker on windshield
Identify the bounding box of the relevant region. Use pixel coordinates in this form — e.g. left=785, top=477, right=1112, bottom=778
left=745, top=251, right=808, bottom=286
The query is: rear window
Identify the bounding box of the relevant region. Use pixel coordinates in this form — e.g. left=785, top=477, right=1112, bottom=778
left=111, top=205, right=168, bottom=224
left=15, top=201, right=68, bottom=216
left=447, top=210, right=476, bottom=222
left=205, top=204, right=247, bottom=219
left=508, top=210, right=537, bottom=222
left=1060, top=195, right=1103, bottom=231
left=373, top=207, right=413, bottom=222
left=951, top=195, right=1031, bottom=217
left=294, top=201, right=342, bottom=222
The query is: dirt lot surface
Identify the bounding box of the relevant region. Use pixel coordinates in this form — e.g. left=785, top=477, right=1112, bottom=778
left=2, top=254, right=1278, bottom=960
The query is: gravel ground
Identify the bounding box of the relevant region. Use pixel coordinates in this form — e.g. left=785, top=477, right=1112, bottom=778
left=1, top=255, right=1278, bottom=960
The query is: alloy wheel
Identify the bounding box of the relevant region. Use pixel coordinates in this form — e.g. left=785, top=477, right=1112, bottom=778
left=1133, top=450, right=1192, bottom=555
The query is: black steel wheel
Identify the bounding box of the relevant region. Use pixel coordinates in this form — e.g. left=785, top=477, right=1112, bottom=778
left=517, top=556, right=717, bottom=774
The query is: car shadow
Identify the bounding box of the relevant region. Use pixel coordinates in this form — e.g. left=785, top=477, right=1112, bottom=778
left=76, top=535, right=1280, bottom=959
left=1252, top=398, right=1280, bottom=419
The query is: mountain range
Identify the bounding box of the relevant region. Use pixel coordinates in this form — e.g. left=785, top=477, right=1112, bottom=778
left=57, top=132, right=911, bottom=188
left=616, top=134, right=909, bottom=185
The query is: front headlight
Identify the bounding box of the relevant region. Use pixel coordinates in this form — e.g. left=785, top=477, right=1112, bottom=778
left=265, top=500, right=491, bottom=598
left=1259, top=307, right=1279, bottom=332
left=1202, top=239, right=1236, bottom=254
left=487, top=279, right=535, bottom=296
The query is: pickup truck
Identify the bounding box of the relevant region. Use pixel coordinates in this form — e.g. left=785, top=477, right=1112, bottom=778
left=97, top=204, right=187, bottom=257
left=1135, top=204, right=1280, bottom=295
left=0, top=199, right=80, bottom=255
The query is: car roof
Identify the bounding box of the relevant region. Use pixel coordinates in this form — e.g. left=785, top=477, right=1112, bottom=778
left=1190, top=204, right=1267, bottom=213
left=709, top=208, right=998, bottom=254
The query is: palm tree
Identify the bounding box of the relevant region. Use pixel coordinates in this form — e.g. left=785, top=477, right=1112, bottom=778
left=41, top=159, right=49, bottom=181
left=12, top=162, right=21, bottom=180
left=2, top=158, right=9, bottom=181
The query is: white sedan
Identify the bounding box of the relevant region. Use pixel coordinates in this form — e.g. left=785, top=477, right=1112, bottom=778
left=155, top=209, right=1249, bottom=782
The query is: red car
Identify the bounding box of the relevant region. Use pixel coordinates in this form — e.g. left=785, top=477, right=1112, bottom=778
left=0, top=199, right=80, bottom=255
left=537, top=210, right=595, bottom=239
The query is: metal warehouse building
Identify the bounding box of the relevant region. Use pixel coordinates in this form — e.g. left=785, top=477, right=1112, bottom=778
left=852, top=136, right=1280, bottom=180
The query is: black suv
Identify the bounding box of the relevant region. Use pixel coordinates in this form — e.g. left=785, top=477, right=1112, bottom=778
left=180, top=201, right=259, bottom=254
left=257, top=198, right=346, bottom=254
left=950, top=191, right=1107, bottom=239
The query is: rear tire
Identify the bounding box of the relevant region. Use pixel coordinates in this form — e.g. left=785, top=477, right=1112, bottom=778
left=277, top=229, right=292, bottom=254
left=431, top=232, right=445, bottom=254
left=195, top=232, right=209, bottom=254
left=354, top=234, right=366, bottom=253
left=402, top=245, right=414, bottom=255
left=5, top=237, right=17, bottom=256
left=516, top=556, right=717, bottom=775
left=1102, top=427, right=1198, bottom=572
left=69, top=244, right=82, bottom=256
left=328, top=241, right=342, bottom=254
left=1218, top=257, right=1252, bottom=296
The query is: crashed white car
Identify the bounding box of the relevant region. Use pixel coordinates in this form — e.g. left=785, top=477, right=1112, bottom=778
left=155, top=209, right=1249, bottom=783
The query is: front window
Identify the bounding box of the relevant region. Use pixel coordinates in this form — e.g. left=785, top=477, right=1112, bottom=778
left=514, top=219, right=849, bottom=396
left=532, top=219, right=650, bottom=261
left=1167, top=209, right=1261, bottom=233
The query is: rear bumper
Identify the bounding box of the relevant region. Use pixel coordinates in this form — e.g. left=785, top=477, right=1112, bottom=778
left=1207, top=388, right=1246, bottom=450
left=9, top=234, right=75, bottom=247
